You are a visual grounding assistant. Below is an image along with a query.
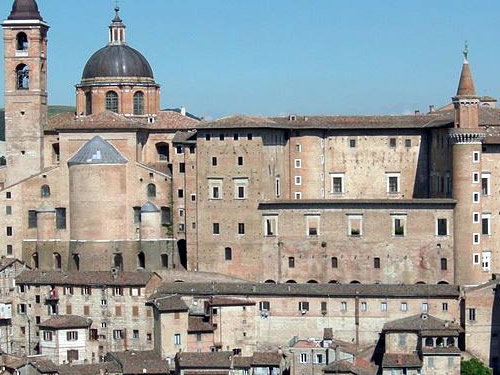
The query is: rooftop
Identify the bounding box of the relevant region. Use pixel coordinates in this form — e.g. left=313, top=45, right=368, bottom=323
left=67, top=135, right=127, bottom=166
left=383, top=314, right=462, bottom=336
left=39, top=315, right=91, bottom=330
left=176, top=352, right=233, bottom=369
left=382, top=353, right=422, bottom=368
left=147, top=295, right=189, bottom=312
left=107, top=350, right=170, bottom=374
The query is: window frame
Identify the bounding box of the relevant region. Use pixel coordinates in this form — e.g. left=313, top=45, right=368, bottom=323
left=330, top=173, right=345, bottom=194
left=386, top=173, right=401, bottom=194
left=436, top=218, right=448, bottom=236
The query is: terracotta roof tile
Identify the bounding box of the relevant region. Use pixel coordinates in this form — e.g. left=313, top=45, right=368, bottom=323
left=39, top=315, right=91, bottom=330
left=108, top=350, right=170, bottom=374
left=323, top=359, right=377, bottom=375
left=148, top=295, right=189, bottom=312
left=383, top=314, right=462, bottom=335
left=58, top=362, right=121, bottom=375
left=382, top=353, right=422, bottom=368
left=29, top=359, right=59, bottom=373
left=233, top=357, right=253, bottom=369
left=210, top=297, right=255, bottom=307
left=251, top=352, right=282, bottom=367
left=176, top=352, right=233, bottom=369
left=17, top=270, right=156, bottom=287
left=456, top=61, right=476, bottom=97
left=188, top=316, right=214, bottom=333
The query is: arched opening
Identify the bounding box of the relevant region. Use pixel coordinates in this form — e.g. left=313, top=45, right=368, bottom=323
left=16, top=32, right=28, bottom=51
left=85, top=91, right=92, bottom=115
left=307, top=280, right=318, bottom=284
left=137, top=252, right=146, bottom=269
left=285, top=280, right=297, bottom=284
left=147, top=183, right=156, bottom=198
left=437, top=280, right=449, bottom=285
left=113, top=253, right=123, bottom=270
left=350, top=280, right=361, bottom=284
left=436, top=337, right=445, bottom=347
left=16, top=64, right=29, bottom=89
left=133, top=91, right=144, bottom=115
left=105, top=91, right=118, bottom=113
left=328, top=280, right=339, bottom=284
left=174, top=279, right=184, bottom=283
left=156, top=143, right=169, bottom=162
left=161, top=254, right=168, bottom=269
left=52, top=143, right=60, bottom=164
left=425, top=337, right=434, bottom=347
left=224, top=247, right=232, bottom=261
left=72, top=254, right=80, bottom=271
left=446, top=337, right=455, bottom=347
left=177, top=240, right=187, bottom=269
left=264, top=280, right=276, bottom=284
left=53, top=253, right=62, bottom=270
left=415, top=281, right=426, bottom=284
left=41, top=185, right=50, bottom=198
left=32, top=253, right=39, bottom=269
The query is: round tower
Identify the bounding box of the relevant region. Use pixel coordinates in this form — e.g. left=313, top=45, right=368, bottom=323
left=140, top=201, right=161, bottom=240
left=36, top=203, right=55, bottom=241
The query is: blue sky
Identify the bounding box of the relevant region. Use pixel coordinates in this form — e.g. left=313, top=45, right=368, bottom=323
left=1, top=0, right=500, bottom=119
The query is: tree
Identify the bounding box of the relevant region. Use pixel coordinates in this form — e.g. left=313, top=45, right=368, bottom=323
left=461, top=358, right=492, bottom=375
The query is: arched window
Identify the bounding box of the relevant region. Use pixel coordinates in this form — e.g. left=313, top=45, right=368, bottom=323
left=436, top=337, right=445, bottom=347
left=161, top=254, right=168, bottom=269
left=113, top=253, right=123, bottom=270
left=437, top=280, right=449, bottom=285
left=415, top=281, right=426, bottom=285
left=446, top=337, right=455, bottom=347
left=285, top=280, right=297, bottom=284
left=425, top=338, right=434, bottom=347
left=147, top=183, right=156, bottom=198
left=307, top=280, right=318, bottom=284
left=328, top=280, right=339, bottom=284
left=224, top=247, right=232, bottom=261
left=16, top=64, right=29, bottom=89
left=53, top=253, right=61, bottom=270
left=264, top=280, right=276, bottom=284
left=73, top=254, right=80, bottom=271
left=32, top=252, right=39, bottom=269
left=156, top=143, right=169, bottom=162
left=16, top=32, right=28, bottom=51
left=133, top=91, right=144, bottom=115
left=85, top=92, right=92, bottom=115
left=350, top=280, right=361, bottom=284
left=105, top=91, right=118, bottom=113
left=137, top=252, right=146, bottom=269
left=41, top=185, right=50, bottom=198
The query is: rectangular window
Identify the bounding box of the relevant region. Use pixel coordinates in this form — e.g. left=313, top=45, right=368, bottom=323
left=6, top=206, right=11, bottom=215
left=360, top=302, right=367, bottom=312
left=468, top=308, right=476, bottom=321
left=6, top=245, right=12, bottom=255
left=321, top=301, right=327, bottom=313
left=115, top=306, right=122, bottom=316
left=398, top=334, right=406, bottom=346
left=212, top=157, right=217, bottom=166
left=441, top=258, right=448, bottom=271
left=67, top=350, right=79, bottom=362
left=205, top=134, right=211, bottom=141
left=306, top=215, right=320, bottom=236
left=294, top=192, right=302, bottom=200
left=81, top=286, right=91, bottom=296
left=405, top=139, right=411, bottom=147
left=28, top=210, right=37, bottom=229
left=133, top=329, right=139, bottom=339
left=133, top=207, right=141, bottom=224
left=482, top=251, right=491, bottom=271
left=161, top=207, right=171, bottom=225
left=56, top=208, right=66, bottom=229
left=224, top=247, right=232, bottom=261
left=442, top=303, right=448, bottom=312
left=176, top=146, right=184, bottom=154
left=448, top=358, right=454, bottom=369
left=389, top=138, right=397, bottom=147
left=294, top=159, right=301, bottom=168
left=179, top=163, right=185, bottom=173
left=422, top=303, right=428, bottom=312
left=473, top=253, right=480, bottom=265
left=437, top=218, right=448, bottom=236
left=473, top=212, right=480, bottom=224
left=66, top=331, right=78, bottom=341
left=482, top=214, right=491, bottom=236
left=473, top=233, right=480, bottom=245
left=219, top=134, right=225, bottom=141
left=387, top=173, right=400, bottom=193
left=381, top=302, right=387, bottom=312
left=43, top=331, right=53, bottom=341
left=315, top=354, right=324, bottom=364
left=482, top=174, right=491, bottom=195
left=348, top=214, right=362, bottom=236
left=298, top=301, right=309, bottom=312
left=288, top=257, right=295, bottom=268
left=264, top=216, right=278, bottom=236
left=178, top=189, right=184, bottom=198
left=373, top=257, right=381, bottom=269
left=5, top=192, right=11, bottom=199
left=259, top=301, right=270, bottom=311
left=6, top=227, right=12, bottom=236
left=213, top=223, right=220, bottom=235
left=132, top=306, right=139, bottom=317
left=392, top=215, right=406, bottom=237
left=330, top=173, right=344, bottom=194
left=209, top=179, right=223, bottom=200
left=473, top=192, right=480, bottom=203
left=400, top=302, right=407, bottom=312
left=331, top=257, right=338, bottom=268
left=17, top=304, right=26, bottom=315
left=294, top=176, right=302, bottom=185
left=83, top=306, right=90, bottom=316
left=238, top=223, right=245, bottom=235
left=473, top=151, right=480, bottom=163
left=238, top=156, right=244, bottom=166
left=349, top=139, right=356, bottom=148
left=113, top=330, right=124, bottom=340
left=296, top=144, right=302, bottom=152
left=275, top=177, right=281, bottom=198
left=340, top=302, right=347, bottom=311
left=473, top=172, right=480, bottom=183
left=300, top=353, right=308, bottom=364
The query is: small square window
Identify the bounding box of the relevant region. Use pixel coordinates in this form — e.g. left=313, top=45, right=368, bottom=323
left=389, top=138, right=396, bottom=147
left=295, top=176, right=302, bottom=185
left=178, top=189, right=184, bottom=198
left=5, top=206, right=11, bottom=215
left=295, top=159, right=301, bottom=168
left=472, top=172, right=479, bottom=183
left=381, top=302, right=387, bottom=312
left=400, top=302, right=408, bottom=312
left=442, top=303, right=448, bottom=312
left=288, top=257, right=295, bottom=268
left=296, top=144, right=302, bottom=152
left=473, top=233, right=480, bottom=245
left=473, top=151, right=480, bottom=163
left=5, top=192, right=11, bottom=199
left=331, top=257, right=338, bottom=268
left=405, top=139, right=411, bottom=147
left=294, top=192, right=302, bottom=200
left=176, top=146, right=183, bottom=154
left=349, top=139, right=356, bottom=148
left=213, top=223, right=220, bottom=235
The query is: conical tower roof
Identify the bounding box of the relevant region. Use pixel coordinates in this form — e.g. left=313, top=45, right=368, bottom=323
left=67, top=136, right=127, bottom=166
left=8, top=0, right=43, bottom=21
left=456, top=60, right=476, bottom=97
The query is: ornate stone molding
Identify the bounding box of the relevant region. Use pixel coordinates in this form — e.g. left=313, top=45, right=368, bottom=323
left=448, top=132, right=485, bottom=145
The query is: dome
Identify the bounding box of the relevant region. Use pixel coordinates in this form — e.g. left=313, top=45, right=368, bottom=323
left=8, top=0, right=43, bottom=20
left=82, top=44, right=154, bottom=81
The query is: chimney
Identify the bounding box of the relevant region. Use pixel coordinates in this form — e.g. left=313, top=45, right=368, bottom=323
left=429, top=105, right=435, bottom=113
left=180, top=107, right=187, bottom=116
left=414, top=110, right=420, bottom=116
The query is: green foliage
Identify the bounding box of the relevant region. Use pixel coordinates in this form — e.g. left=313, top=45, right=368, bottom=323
left=461, top=358, right=492, bottom=375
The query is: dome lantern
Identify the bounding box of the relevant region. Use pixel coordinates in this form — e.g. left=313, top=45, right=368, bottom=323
left=109, top=6, right=126, bottom=45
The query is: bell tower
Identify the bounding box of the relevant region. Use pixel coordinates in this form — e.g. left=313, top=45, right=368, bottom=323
left=2, top=0, right=49, bottom=185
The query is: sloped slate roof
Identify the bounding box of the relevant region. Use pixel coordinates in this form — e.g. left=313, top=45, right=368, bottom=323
left=176, top=352, right=233, bottom=369
left=382, top=353, right=422, bottom=368
left=383, top=314, right=462, bottom=335
left=39, top=315, right=91, bottom=329
left=148, top=295, right=189, bottom=312
left=67, top=135, right=127, bottom=166
left=108, top=350, right=170, bottom=374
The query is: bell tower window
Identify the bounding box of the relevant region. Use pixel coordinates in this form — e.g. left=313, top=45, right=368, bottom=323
left=16, top=32, right=28, bottom=51
left=105, top=91, right=118, bottom=113
left=16, top=64, right=29, bottom=90
left=134, top=92, right=144, bottom=115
